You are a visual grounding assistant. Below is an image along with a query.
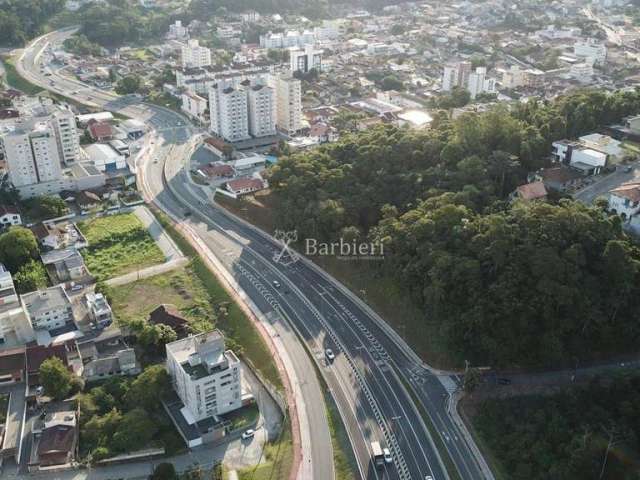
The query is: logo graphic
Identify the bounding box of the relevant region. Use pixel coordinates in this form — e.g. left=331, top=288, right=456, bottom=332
left=273, top=230, right=300, bottom=265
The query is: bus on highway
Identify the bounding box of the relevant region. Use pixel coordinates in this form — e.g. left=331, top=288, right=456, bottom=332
left=371, top=441, right=385, bottom=468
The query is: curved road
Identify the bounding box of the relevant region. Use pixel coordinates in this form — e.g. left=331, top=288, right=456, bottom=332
left=18, top=29, right=493, bottom=480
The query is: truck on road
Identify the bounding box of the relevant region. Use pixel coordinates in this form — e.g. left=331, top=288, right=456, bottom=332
left=371, top=441, right=385, bottom=468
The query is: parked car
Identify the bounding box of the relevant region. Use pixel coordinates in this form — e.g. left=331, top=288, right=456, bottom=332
left=241, top=429, right=255, bottom=440
left=497, top=378, right=512, bottom=385
left=272, top=280, right=281, bottom=289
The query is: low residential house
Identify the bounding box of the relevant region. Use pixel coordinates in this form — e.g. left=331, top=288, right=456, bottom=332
left=608, top=182, right=640, bottom=220
left=85, top=292, right=112, bottom=328
left=82, top=348, right=139, bottom=381
left=579, top=133, right=625, bottom=162
left=40, top=248, right=88, bottom=283
left=226, top=177, right=267, bottom=196
left=512, top=181, right=548, bottom=201
left=26, top=343, right=80, bottom=398
left=31, top=223, right=62, bottom=250
left=0, top=205, right=21, bottom=227
left=200, top=163, right=234, bottom=179
left=0, top=347, right=26, bottom=383
left=535, top=167, right=583, bottom=192
left=75, top=190, right=102, bottom=212
left=21, top=286, right=75, bottom=332
left=87, top=120, right=114, bottom=142
left=552, top=138, right=609, bottom=175
left=309, top=122, right=338, bottom=143
left=29, top=406, right=78, bottom=471
left=149, top=304, right=188, bottom=334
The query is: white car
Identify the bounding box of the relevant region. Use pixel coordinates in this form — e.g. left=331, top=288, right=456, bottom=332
left=383, top=448, right=393, bottom=464
left=241, top=429, right=255, bottom=440
left=272, top=280, right=281, bottom=288
left=325, top=349, right=335, bottom=362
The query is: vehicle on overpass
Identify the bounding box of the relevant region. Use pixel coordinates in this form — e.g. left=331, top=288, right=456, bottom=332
left=371, top=440, right=385, bottom=468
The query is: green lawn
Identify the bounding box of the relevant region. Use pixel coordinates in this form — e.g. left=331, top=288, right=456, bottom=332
left=77, top=213, right=165, bottom=280
left=1, top=56, right=43, bottom=95
left=103, top=265, right=215, bottom=334
left=220, top=403, right=259, bottom=432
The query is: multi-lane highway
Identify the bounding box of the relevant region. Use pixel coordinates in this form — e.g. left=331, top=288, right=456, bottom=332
left=18, top=29, right=493, bottom=480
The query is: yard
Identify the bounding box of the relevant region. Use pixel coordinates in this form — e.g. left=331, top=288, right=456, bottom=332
left=103, top=265, right=216, bottom=334
left=77, top=213, right=165, bottom=280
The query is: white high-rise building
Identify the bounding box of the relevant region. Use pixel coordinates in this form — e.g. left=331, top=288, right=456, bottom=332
left=248, top=84, right=276, bottom=138
left=168, top=20, right=188, bottom=39
left=468, top=67, right=495, bottom=99
left=209, top=83, right=250, bottom=142
left=290, top=45, right=323, bottom=73
left=574, top=39, right=607, bottom=66
left=51, top=108, right=81, bottom=165
left=166, top=330, right=242, bottom=422
left=181, top=39, right=212, bottom=69
left=275, top=74, right=302, bottom=134
left=2, top=122, right=62, bottom=188
left=441, top=61, right=472, bottom=91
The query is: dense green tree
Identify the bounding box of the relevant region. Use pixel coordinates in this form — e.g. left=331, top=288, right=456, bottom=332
left=40, top=357, right=73, bottom=400
left=0, top=227, right=39, bottom=272
left=13, top=260, right=48, bottom=294
left=115, top=75, right=142, bottom=95
left=124, top=365, right=170, bottom=411
left=112, top=408, right=157, bottom=452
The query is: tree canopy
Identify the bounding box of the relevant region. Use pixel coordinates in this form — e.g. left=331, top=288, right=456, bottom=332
left=0, top=0, right=66, bottom=46
left=40, top=357, right=73, bottom=400
left=0, top=227, right=39, bottom=272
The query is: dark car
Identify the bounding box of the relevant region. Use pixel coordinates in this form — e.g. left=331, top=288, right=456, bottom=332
left=497, top=378, right=512, bottom=385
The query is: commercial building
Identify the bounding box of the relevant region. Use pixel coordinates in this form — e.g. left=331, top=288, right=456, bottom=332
left=552, top=139, right=608, bottom=175
left=166, top=330, right=242, bottom=423
left=84, top=143, right=126, bottom=172
left=290, top=45, right=323, bottom=73
left=275, top=74, right=303, bottom=134
left=181, top=40, right=212, bottom=69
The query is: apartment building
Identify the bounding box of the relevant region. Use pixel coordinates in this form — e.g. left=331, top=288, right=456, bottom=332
left=467, top=67, right=496, bottom=99
left=275, top=74, right=303, bottom=134
left=290, top=45, right=323, bottom=73
left=260, top=30, right=315, bottom=49
left=181, top=40, right=212, bottom=69
left=248, top=84, right=276, bottom=138
left=181, top=91, right=208, bottom=123
left=51, top=109, right=81, bottom=165
left=166, top=330, right=242, bottom=422
left=21, top=285, right=74, bottom=332
left=209, top=83, right=250, bottom=142
left=441, top=61, right=472, bottom=91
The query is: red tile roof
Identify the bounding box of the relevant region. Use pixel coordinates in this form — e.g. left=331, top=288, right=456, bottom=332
left=516, top=181, right=548, bottom=200
left=227, top=178, right=264, bottom=193
left=88, top=121, right=113, bottom=140
left=611, top=182, right=640, bottom=202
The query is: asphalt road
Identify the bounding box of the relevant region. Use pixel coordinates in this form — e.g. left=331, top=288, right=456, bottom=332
left=573, top=162, right=640, bottom=204
left=19, top=29, right=492, bottom=480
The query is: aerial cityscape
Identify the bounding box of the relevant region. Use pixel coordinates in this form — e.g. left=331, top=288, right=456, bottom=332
left=0, top=0, right=639, bottom=479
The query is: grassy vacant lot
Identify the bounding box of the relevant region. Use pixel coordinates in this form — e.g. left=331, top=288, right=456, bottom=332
left=215, top=193, right=461, bottom=369
left=1, top=56, right=44, bottom=95
left=151, top=207, right=282, bottom=390
left=104, top=265, right=215, bottom=334
left=78, top=213, right=165, bottom=280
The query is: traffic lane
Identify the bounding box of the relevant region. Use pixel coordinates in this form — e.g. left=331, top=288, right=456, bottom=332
left=233, top=253, right=396, bottom=480
left=306, top=283, right=441, bottom=480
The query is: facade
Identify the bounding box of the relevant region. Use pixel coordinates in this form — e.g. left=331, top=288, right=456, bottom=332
left=467, top=67, right=496, bottom=99
left=181, top=40, right=212, bottom=69
left=609, top=182, right=640, bottom=219
left=0, top=205, right=21, bottom=227
left=209, top=84, right=250, bottom=142
left=260, top=30, right=315, bottom=49
left=248, top=85, right=276, bottom=138
left=181, top=91, right=208, bottom=123
left=166, top=330, right=242, bottom=422
left=0, top=265, right=35, bottom=348
left=84, top=143, right=126, bottom=172
left=289, top=46, right=323, bottom=73
left=21, top=285, right=74, bottom=331
left=275, top=74, right=303, bottom=134
left=51, top=109, right=81, bottom=165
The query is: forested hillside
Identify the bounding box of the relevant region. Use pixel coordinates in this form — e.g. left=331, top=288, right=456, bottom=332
left=268, top=89, right=640, bottom=367
left=473, top=374, right=640, bottom=479
left=0, top=0, right=66, bottom=46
